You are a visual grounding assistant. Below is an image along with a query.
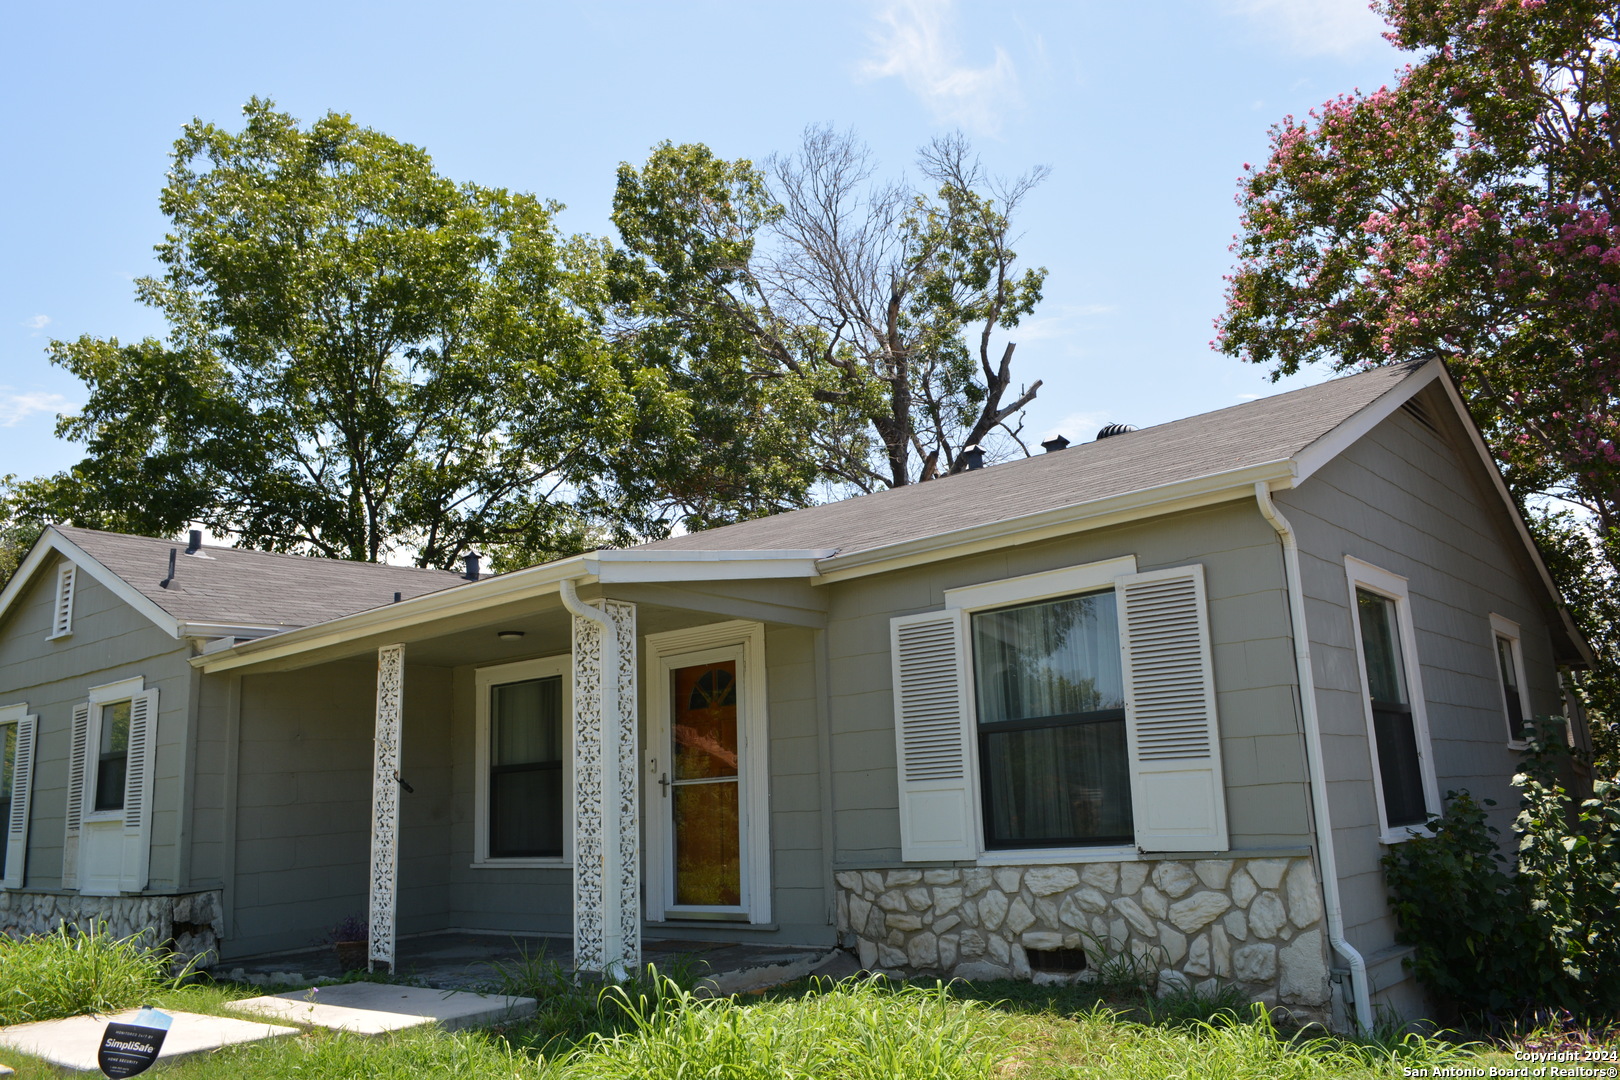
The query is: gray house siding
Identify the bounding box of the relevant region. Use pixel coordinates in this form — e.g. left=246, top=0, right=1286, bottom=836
left=817, top=499, right=1312, bottom=867
left=1277, top=391, right=1567, bottom=1015
left=0, top=557, right=194, bottom=894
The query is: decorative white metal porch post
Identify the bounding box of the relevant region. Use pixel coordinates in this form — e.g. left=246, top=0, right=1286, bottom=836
left=369, top=642, right=405, bottom=974
left=569, top=598, right=640, bottom=977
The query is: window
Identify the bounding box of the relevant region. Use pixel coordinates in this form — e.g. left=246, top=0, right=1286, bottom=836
left=474, top=656, right=571, bottom=865
left=1345, top=558, right=1437, bottom=838
left=1490, top=614, right=1530, bottom=745
left=48, top=564, right=75, bottom=639
left=890, top=556, right=1229, bottom=862
left=971, top=590, right=1132, bottom=848
left=1, top=703, right=37, bottom=889
left=93, top=701, right=131, bottom=812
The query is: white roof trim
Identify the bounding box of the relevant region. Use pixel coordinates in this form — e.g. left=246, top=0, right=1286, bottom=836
left=0, top=527, right=183, bottom=639
left=585, top=548, right=835, bottom=583
left=1292, top=361, right=1444, bottom=484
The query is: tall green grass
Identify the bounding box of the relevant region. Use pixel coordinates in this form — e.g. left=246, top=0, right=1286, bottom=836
left=0, top=923, right=188, bottom=1025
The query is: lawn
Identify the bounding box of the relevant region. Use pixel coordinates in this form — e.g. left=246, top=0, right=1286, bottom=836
left=0, top=927, right=1515, bottom=1079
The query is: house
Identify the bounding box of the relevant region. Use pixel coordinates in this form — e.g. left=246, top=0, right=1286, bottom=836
left=0, top=358, right=1590, bottom=1030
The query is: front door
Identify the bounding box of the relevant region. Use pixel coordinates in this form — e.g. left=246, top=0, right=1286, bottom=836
left=645, top=622, right=770, bottom=924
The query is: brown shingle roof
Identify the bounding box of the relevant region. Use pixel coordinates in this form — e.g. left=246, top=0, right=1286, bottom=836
left=54, top=526, right=469, bottom=630
left=637, top=360, right=1430, bottom=559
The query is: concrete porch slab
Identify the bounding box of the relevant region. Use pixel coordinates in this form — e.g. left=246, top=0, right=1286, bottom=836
left=229, top=983, right=537, bottom=1034
left=0, top=1009, right=297, bottom=1073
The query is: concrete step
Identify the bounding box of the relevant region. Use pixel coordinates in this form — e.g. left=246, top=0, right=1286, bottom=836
left=229, top=983, right=537, bottom=1034
left=0, top=1009, right=297, bottom=1073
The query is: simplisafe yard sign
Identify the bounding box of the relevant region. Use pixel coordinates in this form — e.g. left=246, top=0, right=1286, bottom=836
left=98, top=1007, right=171, bottom=1077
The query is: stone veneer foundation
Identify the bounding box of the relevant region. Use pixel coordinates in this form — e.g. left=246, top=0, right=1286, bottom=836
left=834, top=856, right=1331, bottom=1022
left=0, top=889, right=224, bottom=968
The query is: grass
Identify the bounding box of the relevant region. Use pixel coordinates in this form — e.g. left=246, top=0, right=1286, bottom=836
left=0, top=932, right=1523, bottom=1080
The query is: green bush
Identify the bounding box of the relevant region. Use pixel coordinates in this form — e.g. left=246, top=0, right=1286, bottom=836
left=1382, top=719, right=1620, bottom=1021
left=0, top=922, right=187, bottom=1025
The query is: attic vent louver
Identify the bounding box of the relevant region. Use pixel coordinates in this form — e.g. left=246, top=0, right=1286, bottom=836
left=1041, top=435, right=1070, bottom=453
left=1096, top=423, right=1138, bottom=440
left=962, top=445, right=986, bottom=470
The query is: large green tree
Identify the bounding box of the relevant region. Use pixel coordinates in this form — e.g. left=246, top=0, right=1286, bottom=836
left=610, top=128, right=1048, bottom=492
left=34, top=98, right=654, bottom=571
left=1215, top=0, right=1620, bottom=765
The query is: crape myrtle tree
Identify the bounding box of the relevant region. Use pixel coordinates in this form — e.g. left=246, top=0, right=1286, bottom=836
left=23, top=98, right=684, bottom=573
left=1215, top=0, right=1620, bottom=767
left=609, top=127, right=1048, bottom=493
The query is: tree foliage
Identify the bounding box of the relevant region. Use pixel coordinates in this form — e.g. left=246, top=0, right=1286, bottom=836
left=38, top=98, right=650, bottom=571
left=610, top=128, right=1048, bottom=492
left=1215, top=0, right=1620, bottom=756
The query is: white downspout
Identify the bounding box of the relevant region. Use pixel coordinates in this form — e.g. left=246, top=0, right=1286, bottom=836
left=558, top=576, right=626, bottom=979
left=1255, top=482, right=1374, bottom=1035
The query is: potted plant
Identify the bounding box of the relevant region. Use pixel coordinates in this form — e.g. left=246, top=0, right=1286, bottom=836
left=328, top=915, right=368, bottom=971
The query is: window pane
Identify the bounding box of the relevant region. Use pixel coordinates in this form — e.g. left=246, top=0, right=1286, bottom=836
left=1356, top=591, right=1408, bottom=705
left=94, top=701, right=130, bottom=813
left=492, top=678, right=561, bottom=766
left=973, top=592, right=1124, bottom=724
left=672, top=662, right=738, bottom=781
left=488, top=676, right=564, bottom=857
left=1374, top=706, right=1428, bottom=827
left=1497, top=636, right=1526, bottom=739
left=981, top=719, right=1134, bottom=845
left=490, top=768, right=563, bottom=857
left=674, top=780, right=741, bottom=906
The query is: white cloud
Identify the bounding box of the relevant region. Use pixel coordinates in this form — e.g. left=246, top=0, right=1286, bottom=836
left=1013, top=302, right=1116, bottom=344
left=861, top=0, right=1021, bottom=135
left=0, top=389, right=76, bottom=428
left=1042, top=408, right=1112, bottom=445
left=22, top=314, right=50, bottom=331
left=1222, top=0, right=1388, bottom=58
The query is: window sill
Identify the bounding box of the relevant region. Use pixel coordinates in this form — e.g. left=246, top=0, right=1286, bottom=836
left=1379, top=825, right=1433, bottom=846
left=468, top=859, right=571, bottom=870
left=978, top=845, right=1138, bottom=866
left=1506, top=739, right=1529, bottom=752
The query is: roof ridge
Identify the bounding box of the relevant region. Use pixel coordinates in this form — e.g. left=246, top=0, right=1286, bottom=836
left=54, top=525, right=464, bottom=577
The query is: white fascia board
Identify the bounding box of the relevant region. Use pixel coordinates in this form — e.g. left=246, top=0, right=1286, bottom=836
left=584, top=549, right=834, bottom=583
left=814, top=461, right=1298, bottom=584
left=195, top=554, right=592, bottom=673
left=177, top=622, right=287, bottom=640
left=0, top=527, right=183, bottom=638
left=1292, top=361, right=1442, bottom=484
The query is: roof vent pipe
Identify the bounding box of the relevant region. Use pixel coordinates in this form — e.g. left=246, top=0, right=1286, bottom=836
left=962, top=445, right=986, bottom=470
left=1041, top=435, right=1070, bottom=453
left=185, top=529, right=202, bottom=554
left=1096, top=423, right=1138, bottom=440
left=463, top=553, right=481, bottom=581
left=162, top=548, right=177, bottom=589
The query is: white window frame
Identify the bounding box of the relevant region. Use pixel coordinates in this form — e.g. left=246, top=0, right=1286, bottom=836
left=472, top=654, right=573, bottom=868
left=643, top=620, right=771, bottom=925
left=48, top=564, right=76, bottom=640
left=1344, top=557, right=1440, bottom=844
left=84, top=678, right=145, bottom=825
left=944, top=555, right=1140, bottom=865
left=1489, top=613, right=1531, bottom=749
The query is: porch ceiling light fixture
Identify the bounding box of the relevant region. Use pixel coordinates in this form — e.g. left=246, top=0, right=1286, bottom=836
left=497, top=630, right=525, bottom=640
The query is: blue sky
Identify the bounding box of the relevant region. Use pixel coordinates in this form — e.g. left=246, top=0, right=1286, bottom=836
left=1, top=0, right=1408, bottom=501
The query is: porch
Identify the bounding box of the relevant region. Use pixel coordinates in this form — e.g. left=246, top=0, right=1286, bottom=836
left=219, top=930, right=844, bottom=994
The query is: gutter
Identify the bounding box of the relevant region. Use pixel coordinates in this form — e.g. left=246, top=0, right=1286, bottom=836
left=1254, top=481, right=1373, bottom=1035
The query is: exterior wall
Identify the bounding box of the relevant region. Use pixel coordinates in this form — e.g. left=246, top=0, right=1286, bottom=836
left=1277, top=392, right=1569, bottom=1018
left=833, top=855, right=1331, bottom=1022
left=227, top=660, right=452, bottom=959
left=761, top=625, right=830, bottom=944
left=0, top=889, right=223, bottom=967
left=0, top=556, right=195, bottom=895
left=818, top=499, right=1312, bottom=864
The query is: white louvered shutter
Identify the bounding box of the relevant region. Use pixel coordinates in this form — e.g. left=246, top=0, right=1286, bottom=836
left=62, top=703, right=90, bottom=889
left=890, top=609, right=978, bottom=862
left=1117, top=565, right=1230, bottom=852
left=51, top=565, right=76, bottom=638
left=3, top=715, right=37, bottom=888
left=120, top=688, right=159, bottom=892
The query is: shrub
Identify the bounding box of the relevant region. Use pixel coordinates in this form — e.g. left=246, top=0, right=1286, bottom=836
left=0, top=922, right=187, bottom=1025
left=1382, top=718, right=1620, bottom=1022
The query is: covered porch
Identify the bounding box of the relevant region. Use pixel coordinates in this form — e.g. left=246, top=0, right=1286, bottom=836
left=194, top=551, right=832, bottom=979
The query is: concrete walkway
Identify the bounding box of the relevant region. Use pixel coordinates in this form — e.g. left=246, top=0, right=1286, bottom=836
left=229, top=982, right=537, bottom=1034
left=0, top=1009, right=297, bottom=1073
